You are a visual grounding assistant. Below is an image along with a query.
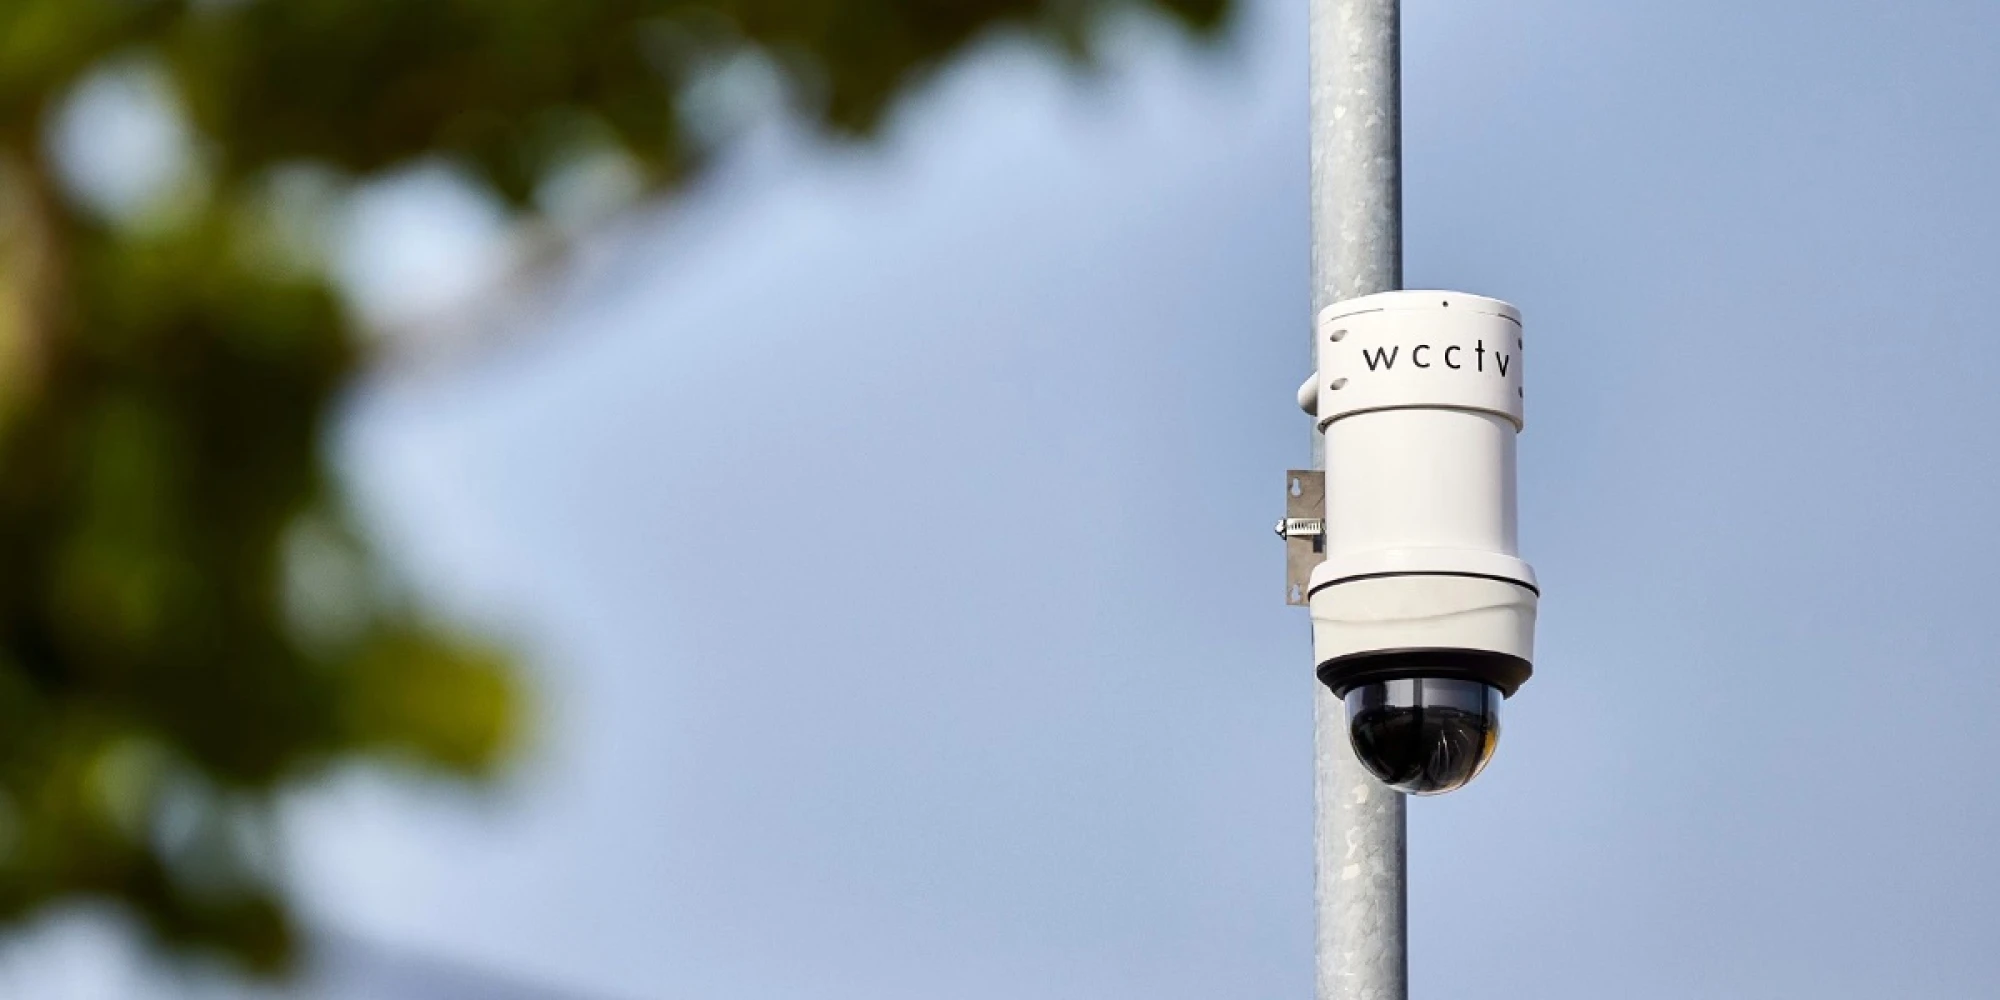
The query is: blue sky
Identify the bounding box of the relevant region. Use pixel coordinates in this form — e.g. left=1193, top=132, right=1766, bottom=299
left=17, top=1, right=2000, bottom=997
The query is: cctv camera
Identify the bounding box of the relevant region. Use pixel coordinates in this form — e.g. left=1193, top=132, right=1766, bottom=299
left=1301, top=291, right=1538, bottom=795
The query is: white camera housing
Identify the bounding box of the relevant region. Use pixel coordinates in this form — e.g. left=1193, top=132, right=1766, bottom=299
left=1300, top=290, right=1538, bottom=794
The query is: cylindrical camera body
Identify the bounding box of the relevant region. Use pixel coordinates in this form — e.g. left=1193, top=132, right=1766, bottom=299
left=1307, top=291, right=1538, bottom=794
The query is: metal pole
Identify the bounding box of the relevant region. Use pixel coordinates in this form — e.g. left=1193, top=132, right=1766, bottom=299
left=1310, top=2, right=1406, bottom=999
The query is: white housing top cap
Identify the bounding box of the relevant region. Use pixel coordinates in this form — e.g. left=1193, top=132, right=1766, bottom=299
left=1307, top=291, right=1538, bottom=695
left=1317, top=291, right=1523, bottom=433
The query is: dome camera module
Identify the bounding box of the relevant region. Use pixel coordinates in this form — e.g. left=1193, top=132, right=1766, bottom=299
left=1342, top=678, right=1500, bottom=795
left=1318, top=646, right=1528, bottom=795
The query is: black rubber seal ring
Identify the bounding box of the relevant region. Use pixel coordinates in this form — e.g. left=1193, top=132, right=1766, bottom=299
left=1316, top=647, right=1533, bottom=699
left=1306, top=570, right=1540, bottom=599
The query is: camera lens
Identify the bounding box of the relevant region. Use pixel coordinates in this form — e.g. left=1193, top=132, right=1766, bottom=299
left=1343, top=678, right=1500, bottom=795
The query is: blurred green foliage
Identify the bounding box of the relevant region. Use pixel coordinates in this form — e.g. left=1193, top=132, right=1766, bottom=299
left=0, top=0, right=1231, bottom=978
